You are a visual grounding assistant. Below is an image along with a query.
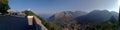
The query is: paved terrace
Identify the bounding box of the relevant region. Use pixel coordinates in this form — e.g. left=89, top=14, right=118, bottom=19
left=0, top=15, right=47, bottom=30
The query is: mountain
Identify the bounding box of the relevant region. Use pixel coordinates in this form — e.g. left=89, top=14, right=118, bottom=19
left=48, top=11, right=87, bottom=20
left=48, top=11, right=87, bottom=30
left=75, top=10, right=119, bottom=24
left=48, top=10, right=119, bottom=30
left=110, top=11, right=119, bottom=20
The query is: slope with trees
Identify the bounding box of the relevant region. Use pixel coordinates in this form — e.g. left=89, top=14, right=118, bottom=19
left=22, top=10, right=62, bottom=30
left=48, top=10, right=119, bottom=30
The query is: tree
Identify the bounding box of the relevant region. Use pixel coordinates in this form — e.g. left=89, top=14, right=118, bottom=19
left=0, top=0, right=10, bottom=15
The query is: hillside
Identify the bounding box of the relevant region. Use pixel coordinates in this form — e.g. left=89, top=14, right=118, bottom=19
left=48, top=10, right=119, bottom=30
left=76, top=10, right=117, bottom=24
left=48, top=11, right=87, bottom=30
left=23, top=10, right=62, bottom=30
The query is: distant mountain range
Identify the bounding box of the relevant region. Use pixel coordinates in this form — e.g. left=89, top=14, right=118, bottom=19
left=48, top=11, right=87, bottom=27
left=47, top=10, right=119, bottom=30
left=48, top=11, right=87, bottom=20
left=75, top=10, right=119, bottom=24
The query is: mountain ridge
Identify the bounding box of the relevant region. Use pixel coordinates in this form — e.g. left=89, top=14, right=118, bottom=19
left=47, top=10, right=119, bottom=30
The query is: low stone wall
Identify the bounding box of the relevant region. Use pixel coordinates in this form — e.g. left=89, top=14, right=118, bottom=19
left=27, top=16, right=48, bottom=30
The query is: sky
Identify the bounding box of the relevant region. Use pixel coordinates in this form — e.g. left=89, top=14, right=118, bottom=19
left=8, top=0, right=119, bottom=15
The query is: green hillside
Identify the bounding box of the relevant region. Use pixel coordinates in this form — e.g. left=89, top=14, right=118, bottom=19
left=23, top=10, right=62, bottom=30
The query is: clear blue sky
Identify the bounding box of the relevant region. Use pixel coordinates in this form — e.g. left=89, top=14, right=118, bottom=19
left=8, top=0, right=119, bottom=15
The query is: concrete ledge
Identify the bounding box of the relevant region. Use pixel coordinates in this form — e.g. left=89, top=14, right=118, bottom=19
left=27, top=16, right=34, bottom=26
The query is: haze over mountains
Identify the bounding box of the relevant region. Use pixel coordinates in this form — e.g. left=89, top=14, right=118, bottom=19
left=47, top=10, right=119, bottom=30
left=48, top=11, right=87, bottom=20
left=47, top=10, right=119, bottom=24
left=75, top=10, right=119, bottom=24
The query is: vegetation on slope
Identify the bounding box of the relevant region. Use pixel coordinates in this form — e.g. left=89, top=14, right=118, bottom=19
left=23, top=10, right=62, bottom=30
left=48, top=10, right=119, bottom=30
left=83, top=16, right=119, bottom=30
